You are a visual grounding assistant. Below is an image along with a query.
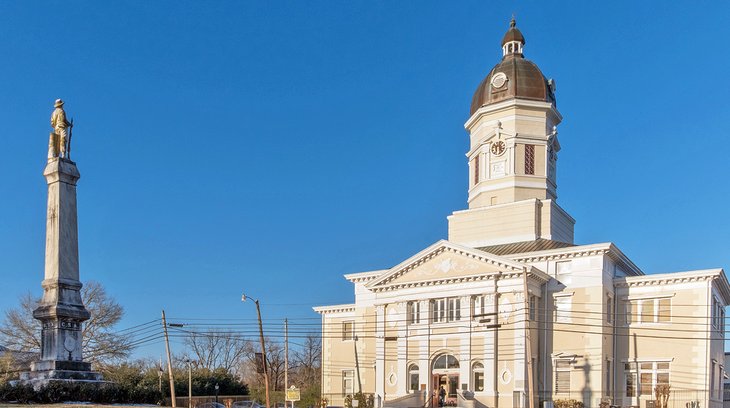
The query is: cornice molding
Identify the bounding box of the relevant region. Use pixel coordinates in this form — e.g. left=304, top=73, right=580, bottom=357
left=615, top=274, right=713, bottom=288
left=615, top=269, right=730, bottom=304
left=312, top=304, right=356, bottom=315
left=465, top=98, right=562, bottom=130
left=511, top=247, right=609, bottom=263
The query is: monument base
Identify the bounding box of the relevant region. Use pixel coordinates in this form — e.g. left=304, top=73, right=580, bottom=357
left=18, top=360, right=103, bottom=389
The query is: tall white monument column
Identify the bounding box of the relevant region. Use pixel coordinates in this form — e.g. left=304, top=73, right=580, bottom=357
left=20, top=100, right=101, bottom=384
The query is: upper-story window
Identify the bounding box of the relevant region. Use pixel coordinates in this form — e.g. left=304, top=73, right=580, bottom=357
left=712, top=296, right=725, bottom=335
left=432, top=297, right=461, bottom=323
left=407, top=301, right=421, bottom=325
left=525, top=144, right=535, bottom=175
left=342, top=321, right=354, bottom=341
left=473, top=295, right=486, bottom=319
left=628, top=298, right=671, bottom=324
left=607, top=296, right=614, bottom=324
left=529, top=295, right=538, bottom=321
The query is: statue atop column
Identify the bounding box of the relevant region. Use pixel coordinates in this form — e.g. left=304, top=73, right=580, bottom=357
left=48, top=99, right=74, bottom=160
left=19, top=101, right=102, bottom=386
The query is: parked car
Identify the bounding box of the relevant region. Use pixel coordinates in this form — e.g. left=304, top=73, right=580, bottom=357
left=197, top=403, right=226, bottom=408
left=232, top=401, right=264, bottom=408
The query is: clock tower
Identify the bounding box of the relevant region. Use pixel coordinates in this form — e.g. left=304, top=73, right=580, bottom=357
left=447, top=19, right=575, bottom=248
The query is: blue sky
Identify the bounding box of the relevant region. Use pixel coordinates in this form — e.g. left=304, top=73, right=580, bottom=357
left=1, top=2, right=729, bottom=358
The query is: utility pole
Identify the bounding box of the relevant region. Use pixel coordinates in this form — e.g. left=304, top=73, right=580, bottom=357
left=285, top=318, right=289, bottom=408
left=162, top=310, right=177, bottom=408
left=243, top=294, right=271, bottom=408
left=255, top=300, right=271, bottom=408
left=354, top=334, right=362, bottom=394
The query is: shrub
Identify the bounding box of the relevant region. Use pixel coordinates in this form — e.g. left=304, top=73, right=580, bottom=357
left=344, top=392, right=374, bottom=408
left=554, top=399, right=584, bottom=408
left=0, top=381, right=162, bottom=404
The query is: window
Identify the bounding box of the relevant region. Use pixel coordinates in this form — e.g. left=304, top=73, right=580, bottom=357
left=525, top=144, right=535, bottom=175
left=555, top=295, right=572, bottom=323
left=607, top=296, right=613, bottom=324
left=408, top=301, right=421, bottom=325
left=629, top=298, right=671, bottom=324
left=625, top=369, right=636, bottom=397
left=556, top=261, right=572, bottom=284
left=409, top=364, right=419, bottom=392
left=342, top=370, right=354, bottom=396
left=433, top=354, right=460, bottom=370
left=473, top=295, right=487, bottom=319
left=472, top=362, right=484, bottom=392
left=529, top=295, right=537, bottom=321
left=712, top=361, right=718, bottom=399
left=342, top=321, right=354, bottom=341
left=555, top=360, right=572, bottom=394
left=432, top=297, right=461, bottom=323
left=623, top=301, right=632, bottom=326
left=605, top=360, right=612, bottom=396
left=474, top=155, right=480, bottom=185
left=433, top=299, right=446, bottom=323
left=712, top=297, right=726, bottom=336
left=624, top=362, right=669, bottom=397
left=448, top=298, right=461, bottom=322
left=717, top=364, right=724, bottom=399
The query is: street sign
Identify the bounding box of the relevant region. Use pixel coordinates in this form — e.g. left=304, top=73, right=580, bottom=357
left=286, top=386, right=301, bottom=402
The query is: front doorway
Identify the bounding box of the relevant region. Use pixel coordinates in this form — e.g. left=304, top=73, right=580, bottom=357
left=431, top=354, right=460, bottom=408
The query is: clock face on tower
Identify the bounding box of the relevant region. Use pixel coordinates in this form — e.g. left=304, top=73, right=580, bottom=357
left=491, top=141, right=506, bottom=156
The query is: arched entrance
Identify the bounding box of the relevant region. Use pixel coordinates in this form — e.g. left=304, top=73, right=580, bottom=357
left=431, top=354, right=459, bottom=407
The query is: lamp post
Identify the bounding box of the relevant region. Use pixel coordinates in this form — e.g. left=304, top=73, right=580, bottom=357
left=242, top=293, right=271, bottom=408
left=185, top=359, right=194, bottom=408
left=215, top=383, right=219, bottom=405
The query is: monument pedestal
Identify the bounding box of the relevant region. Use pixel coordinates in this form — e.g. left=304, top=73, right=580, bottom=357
left=19, top=157, right=103, bottom=387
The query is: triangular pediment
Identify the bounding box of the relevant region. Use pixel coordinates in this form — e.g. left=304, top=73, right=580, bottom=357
left=366, top=240, right=528, bottom=289
left=467, top=128, right=515, bottom=158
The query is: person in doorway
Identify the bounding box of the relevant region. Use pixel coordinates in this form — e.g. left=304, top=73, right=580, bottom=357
left=438, top=386, right=446, bottom=407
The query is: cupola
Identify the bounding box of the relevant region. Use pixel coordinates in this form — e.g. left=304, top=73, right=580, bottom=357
left=501, top=17, right=525, bottom=56
left=470, top=18, right=555, bottom=115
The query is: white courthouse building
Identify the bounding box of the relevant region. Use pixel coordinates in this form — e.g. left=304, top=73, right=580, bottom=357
left=314, top=20, right=729, bottom=408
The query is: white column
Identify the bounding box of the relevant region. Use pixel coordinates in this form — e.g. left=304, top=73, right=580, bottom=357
left=397, top=303, right=408, bottom=395
left=484, top=292, right=497, bottom=397
left=514, top=292, right=526, bottom=392
left=375, top=305, right=386, bottom=401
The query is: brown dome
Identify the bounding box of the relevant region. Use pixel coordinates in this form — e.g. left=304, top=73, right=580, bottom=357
left=470, top=20, right=555, bottom=116
left=501, top=18, right=525, bottom=46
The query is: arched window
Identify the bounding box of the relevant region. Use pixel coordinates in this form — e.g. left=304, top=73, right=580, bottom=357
left=433, top=354, right=460, bottom=370
left=409, top=364, right=419, bottom=392
left=472, top=362, right=484, bottom=392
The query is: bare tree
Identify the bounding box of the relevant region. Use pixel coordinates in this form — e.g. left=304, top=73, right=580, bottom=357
left=0, top=294, right=40, bottom=353
left=0, top=280, right=132, bottom=368
left=291, top=332, right=321, bottom=387
left=242, top=337, right=286, bottom=391
left=181, top=330, right=249, bottom=375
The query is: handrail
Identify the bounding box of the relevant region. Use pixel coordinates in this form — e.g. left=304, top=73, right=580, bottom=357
left=423, top=391, right=434, bottom=408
